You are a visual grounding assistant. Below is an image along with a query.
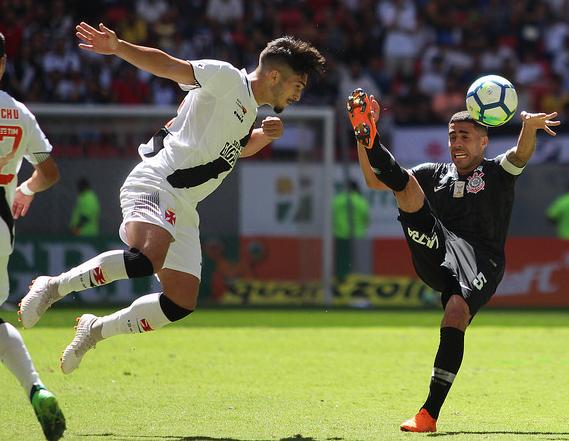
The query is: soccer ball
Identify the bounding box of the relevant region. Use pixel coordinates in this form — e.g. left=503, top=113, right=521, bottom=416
left=465, top=75, right=518, bottom=127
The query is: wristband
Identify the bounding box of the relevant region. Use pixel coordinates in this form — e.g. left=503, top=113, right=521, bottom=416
left=19, top=181, right=35, bottom=196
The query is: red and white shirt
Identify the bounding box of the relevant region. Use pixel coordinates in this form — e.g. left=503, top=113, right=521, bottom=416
left=0, top=90, right=53, bottom=206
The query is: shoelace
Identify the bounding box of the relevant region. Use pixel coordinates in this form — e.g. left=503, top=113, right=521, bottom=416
left=70, top=319, right=98, bottom=356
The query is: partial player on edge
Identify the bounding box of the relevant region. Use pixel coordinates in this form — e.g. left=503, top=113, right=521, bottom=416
left=0, top=32, right=66, bottom=441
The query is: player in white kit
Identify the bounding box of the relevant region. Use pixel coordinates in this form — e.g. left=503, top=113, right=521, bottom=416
left=0, top=33, right=66, bottom=440
left=19, top=22, right=325, bottom=374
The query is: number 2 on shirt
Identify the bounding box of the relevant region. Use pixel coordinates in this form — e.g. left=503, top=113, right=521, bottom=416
left=0, top=126, right=23, bottom=184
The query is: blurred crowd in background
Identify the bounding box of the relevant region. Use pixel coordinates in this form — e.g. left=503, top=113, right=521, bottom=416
left=1, top=0, right=569, bottom=125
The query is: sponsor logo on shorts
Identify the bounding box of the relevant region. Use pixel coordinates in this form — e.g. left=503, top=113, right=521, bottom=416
left=165, top=208, right=176, bottom=226
left=407, top=227, right=439, bottom=249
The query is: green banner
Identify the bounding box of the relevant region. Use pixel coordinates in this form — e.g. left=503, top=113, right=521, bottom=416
left=7, top=236, right=154, bottom=305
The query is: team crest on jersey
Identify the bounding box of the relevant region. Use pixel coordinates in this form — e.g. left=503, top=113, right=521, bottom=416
left=466, top=171, right=485, bottom=194
left=164, top=208, right=176, bottom=226
left=233, top=99, right=247, bottom=123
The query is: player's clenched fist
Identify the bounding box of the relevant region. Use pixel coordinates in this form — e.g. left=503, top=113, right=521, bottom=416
left=261, top=116, right=283, bottom=140
left=76, top=22, right=119, bottom=55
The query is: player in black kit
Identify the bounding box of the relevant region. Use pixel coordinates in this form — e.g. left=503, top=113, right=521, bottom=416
left=346, top=88, right=560, bottom=432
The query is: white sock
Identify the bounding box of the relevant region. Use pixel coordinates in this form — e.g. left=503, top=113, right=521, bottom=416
left=99, top=293, right=171, bottom=338
left=0, top=322, right=40, bottom=396
left=56, top=250, right=128, bottom=296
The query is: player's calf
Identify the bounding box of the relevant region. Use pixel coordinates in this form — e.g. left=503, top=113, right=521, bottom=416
left=19, top=248, right=155, bottom=328
left=61, top=293, right=194, bottom=374
left=365, top=140, right=410, bottom=192
left=97, top=292, right=193, bottom=339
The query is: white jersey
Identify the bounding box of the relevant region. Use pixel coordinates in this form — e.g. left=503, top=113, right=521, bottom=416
left=0, top=91, right=52, bottom=201
left=136, top=59, right=259, bottom=204
left=0, top=90, right=52, bottom=256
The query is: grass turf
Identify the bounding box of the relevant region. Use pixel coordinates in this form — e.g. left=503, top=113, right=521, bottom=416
left=0, top=308, right=567, bottom=441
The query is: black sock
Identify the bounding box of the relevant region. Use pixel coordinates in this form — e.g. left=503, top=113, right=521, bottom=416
left=365, top=138, right=409, bottom=192
left=422, top=327, right=465, bottom=419
left=29, top=383, right=43, bottom=402
left=159, top=293, right=193, bottom=321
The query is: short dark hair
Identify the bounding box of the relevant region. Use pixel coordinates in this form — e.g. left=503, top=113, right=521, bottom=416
left=449, top=110, right=488, bottom=135
left=260, top=36, right=326, bottom=78
left=0, top=33, right=5, bottom=58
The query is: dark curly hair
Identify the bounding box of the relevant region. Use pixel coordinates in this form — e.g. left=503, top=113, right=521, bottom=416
left=260, top=36, right=326, bottom=78
left=449, top=110, right=488, bottom=135
left=0, top=33, right=5, bottom=58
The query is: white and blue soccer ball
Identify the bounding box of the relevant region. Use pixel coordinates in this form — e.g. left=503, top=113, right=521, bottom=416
left=465, top=75, right=518, bottom=127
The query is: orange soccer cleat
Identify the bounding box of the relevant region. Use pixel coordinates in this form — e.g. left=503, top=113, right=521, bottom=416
left=400, top=408, right=437, bottom=433
left=346, top=88, right=378, bottom=148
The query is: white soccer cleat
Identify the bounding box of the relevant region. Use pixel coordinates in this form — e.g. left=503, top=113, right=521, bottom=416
left=60, top=314, right=102, bottom=375
left=18, top=276, right=61, bottom=328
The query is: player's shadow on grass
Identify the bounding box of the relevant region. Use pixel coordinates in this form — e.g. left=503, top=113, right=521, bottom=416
left=428, top=431, right=569, bottom=437
left=76, top=433, right=342, bottom=441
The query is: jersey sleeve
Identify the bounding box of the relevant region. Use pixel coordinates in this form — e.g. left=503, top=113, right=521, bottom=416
left=20, top=104, right=53, bottom=165
left=181, top=60, right=241, bottom=97
left=495, top=153, right=525, bottom=177
left=410, top=162, right=439, bottom=192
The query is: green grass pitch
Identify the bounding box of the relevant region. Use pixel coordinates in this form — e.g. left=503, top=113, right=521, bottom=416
left=1, top=308, right=568, bottom=441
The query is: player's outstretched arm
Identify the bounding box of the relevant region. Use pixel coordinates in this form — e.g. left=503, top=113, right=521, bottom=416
left=506, top=111, right=561, bottom=167
left=76, top=22, right=196, bottom=86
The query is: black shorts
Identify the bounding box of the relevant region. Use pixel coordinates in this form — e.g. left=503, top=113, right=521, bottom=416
left=398, top=201, right=503, bottom=315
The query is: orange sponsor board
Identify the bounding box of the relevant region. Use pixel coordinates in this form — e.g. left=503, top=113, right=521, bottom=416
left=373, top=238, right=569, bottom=307
left=209, top=237, right=437, bottom=306
left=232, top=237, right=569, bottom=307
left=491, top=238, right=569, bottom=307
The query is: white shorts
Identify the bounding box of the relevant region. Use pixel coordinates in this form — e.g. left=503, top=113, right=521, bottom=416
left=119, top=166, right=202, bottom=279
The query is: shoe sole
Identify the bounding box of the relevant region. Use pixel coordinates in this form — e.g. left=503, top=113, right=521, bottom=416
left=400, top=427, right=436, bottom=432
left=346, top=88, right=377, bottom=148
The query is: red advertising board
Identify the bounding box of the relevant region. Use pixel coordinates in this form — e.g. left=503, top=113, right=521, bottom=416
left=212, top=237, right=569, bottom=307
left=374, top=238, right=569, bottom=307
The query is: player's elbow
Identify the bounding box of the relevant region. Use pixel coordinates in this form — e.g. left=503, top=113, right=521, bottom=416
left=45, top=162, right=60, bottom=185
left=364, top=175, right=388, bottom=191
left=38, top=157, right=60, bottom=187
